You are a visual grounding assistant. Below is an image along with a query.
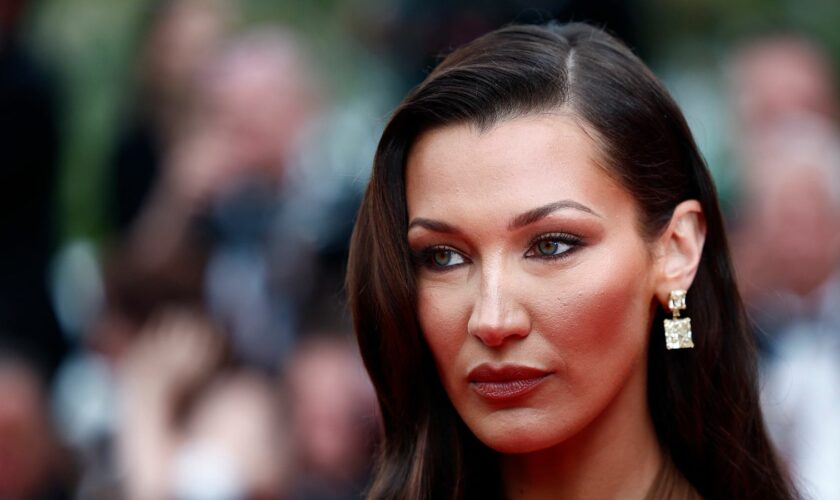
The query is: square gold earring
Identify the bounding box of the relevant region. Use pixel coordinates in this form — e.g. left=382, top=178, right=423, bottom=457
left=664, top=289, right=694, bottom=350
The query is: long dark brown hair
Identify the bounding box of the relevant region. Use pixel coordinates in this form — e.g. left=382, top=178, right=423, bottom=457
left=347, top=22, right=796, bottom=500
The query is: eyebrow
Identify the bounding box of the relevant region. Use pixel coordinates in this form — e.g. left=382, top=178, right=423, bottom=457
left=407, top=218, right=458, bottom=234
left=508, top=200, right=601, bottom=230
left=407, top=199, right=600, bottom=234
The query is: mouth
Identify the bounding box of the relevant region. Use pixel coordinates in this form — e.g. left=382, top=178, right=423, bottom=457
left=467, top=364, right=553, bottom=401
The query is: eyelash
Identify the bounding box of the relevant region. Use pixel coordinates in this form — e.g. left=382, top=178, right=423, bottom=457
left=413, top=232, right=584, bottom=271
left=412, top=245, right=468, bottom=272
left=525, top=232, right=583, bottom=260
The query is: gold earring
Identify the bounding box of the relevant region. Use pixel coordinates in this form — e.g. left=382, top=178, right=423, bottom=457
left=664, top=290, right=694, bottom=350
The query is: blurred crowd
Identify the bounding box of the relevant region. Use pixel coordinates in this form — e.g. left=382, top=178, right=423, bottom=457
left=727, top=35, right=840, bottom=500
left=4, top=0, right=379, bottom=498
left=1, top=0, right=840, bottom=499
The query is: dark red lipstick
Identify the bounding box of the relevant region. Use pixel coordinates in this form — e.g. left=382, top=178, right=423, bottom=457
left=468, top=364, right=552, bottom=401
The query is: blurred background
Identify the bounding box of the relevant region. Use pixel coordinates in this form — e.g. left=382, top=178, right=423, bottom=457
left=1, top=0, right=839, bottom=498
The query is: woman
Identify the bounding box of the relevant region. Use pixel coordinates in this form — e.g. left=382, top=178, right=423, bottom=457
left=346, top=22, right=796, bottom=499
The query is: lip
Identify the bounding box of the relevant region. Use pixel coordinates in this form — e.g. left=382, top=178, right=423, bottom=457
left=467, top=364, right=553, bottom=401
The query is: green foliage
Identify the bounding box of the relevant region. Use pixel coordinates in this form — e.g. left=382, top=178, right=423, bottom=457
left=26, top=0, right=150, bottom=242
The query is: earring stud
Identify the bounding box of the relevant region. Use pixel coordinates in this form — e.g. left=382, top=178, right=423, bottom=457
left=664, top=289, right=694, bottom=350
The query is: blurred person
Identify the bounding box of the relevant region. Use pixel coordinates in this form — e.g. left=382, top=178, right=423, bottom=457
left=0, top=351, right=74, bottom=499
left=725, top=33, right=840, bottom=500
left=105, top=27, right=323, bottom=369
left=726, top=33, right=840, bottom=350
left=108, top=0, right=234, bottom=233
left=733, top=117, right=840, bottom=499
left=733, top=116, right=840, bottom=312
left=284, top=335, right=377, bottom=500
left=727, top=32, right=840, bottom=345
left=102, top=0, right=232, bottom=350
left=729, top=34, right=838, bottom=140
left=97, top=0, right=231, bottom=362
left=90, top=25, right=367, bottom=498
left=117, top=309, right=290, bottom=500
left=0, top=0, right=66, bottom=382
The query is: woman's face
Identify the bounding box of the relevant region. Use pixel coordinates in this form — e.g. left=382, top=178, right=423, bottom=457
left=406, top=114, right=659, bottom=454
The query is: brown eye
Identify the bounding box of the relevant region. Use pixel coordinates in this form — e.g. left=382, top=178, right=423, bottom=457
left=536, top=239, right=570, bottom=257
left=537, top=240, right=562, bottom=256
left=433, top=250, right=453, bottom=266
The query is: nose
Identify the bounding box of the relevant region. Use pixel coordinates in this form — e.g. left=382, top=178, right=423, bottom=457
left=467, top=261, right=531, bottom=347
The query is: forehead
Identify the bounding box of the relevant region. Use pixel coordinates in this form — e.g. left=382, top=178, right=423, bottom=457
left=405, top=114, right=632, bottom=223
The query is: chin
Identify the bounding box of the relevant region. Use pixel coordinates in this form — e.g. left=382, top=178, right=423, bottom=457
left=466, top=410, right=571, bottom=455
left=483, top=434, right=548, bottom=454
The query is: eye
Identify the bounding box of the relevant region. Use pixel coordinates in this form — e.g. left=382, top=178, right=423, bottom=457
left=414, top=245, right=468, bottom=270
left=526, top=233, right=582, bottom=259
left=431, top=247, right=466, bottom=268
left=535, top=239, right=568, bottom=256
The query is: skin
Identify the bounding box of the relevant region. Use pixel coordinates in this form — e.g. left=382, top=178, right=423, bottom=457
left=405, top=114, right=705, bottom=499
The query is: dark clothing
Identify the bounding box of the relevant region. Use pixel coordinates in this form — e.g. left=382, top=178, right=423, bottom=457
left=108, top=114, right=162, bottom=234
left=0, top=37, right=66, bottom=382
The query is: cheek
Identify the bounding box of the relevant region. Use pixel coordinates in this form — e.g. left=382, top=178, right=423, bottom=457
left=537, top=247, right=654, bottom=388
left=416, top=283, right=471, bottom=366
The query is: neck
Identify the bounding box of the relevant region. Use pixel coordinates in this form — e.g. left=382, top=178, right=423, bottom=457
left=501, top=358, right=663, bottom=500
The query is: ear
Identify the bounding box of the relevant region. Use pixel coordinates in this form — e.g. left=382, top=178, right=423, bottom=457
left=654, top=200, right=707, bottom=309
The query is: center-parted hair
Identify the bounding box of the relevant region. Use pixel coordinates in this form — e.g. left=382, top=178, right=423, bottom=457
left=347, top=22, right=796, bottom=500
